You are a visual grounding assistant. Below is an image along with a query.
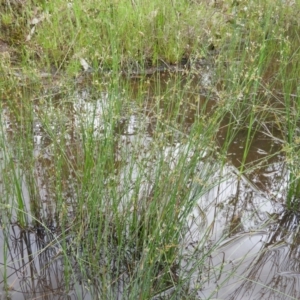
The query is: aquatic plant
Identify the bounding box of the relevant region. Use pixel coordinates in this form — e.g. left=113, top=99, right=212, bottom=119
left=1, top=0, right=300, bottom=299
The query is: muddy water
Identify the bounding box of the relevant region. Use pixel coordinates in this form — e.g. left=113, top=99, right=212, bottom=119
left=0, top=71, right=299, bottom=300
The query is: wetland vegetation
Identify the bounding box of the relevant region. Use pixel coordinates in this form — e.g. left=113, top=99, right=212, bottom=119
left=1, top=0, right=300, bottom=299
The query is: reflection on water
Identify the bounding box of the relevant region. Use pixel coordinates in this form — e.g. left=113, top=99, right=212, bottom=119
left=184, top=164, right=300, bottom=299
left=0, top=227, right=91, bottom=300
left=0, top=71, right=298, bottom=299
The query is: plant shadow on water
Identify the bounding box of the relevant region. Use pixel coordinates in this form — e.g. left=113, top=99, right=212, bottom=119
left=0, top=68, right=300, bottom=300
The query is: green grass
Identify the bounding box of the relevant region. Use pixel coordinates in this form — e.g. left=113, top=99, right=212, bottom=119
left=1, top=0, right=300, bottom=299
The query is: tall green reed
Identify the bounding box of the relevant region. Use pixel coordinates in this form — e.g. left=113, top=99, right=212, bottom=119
left=1, top=0, right=300, bottom=298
